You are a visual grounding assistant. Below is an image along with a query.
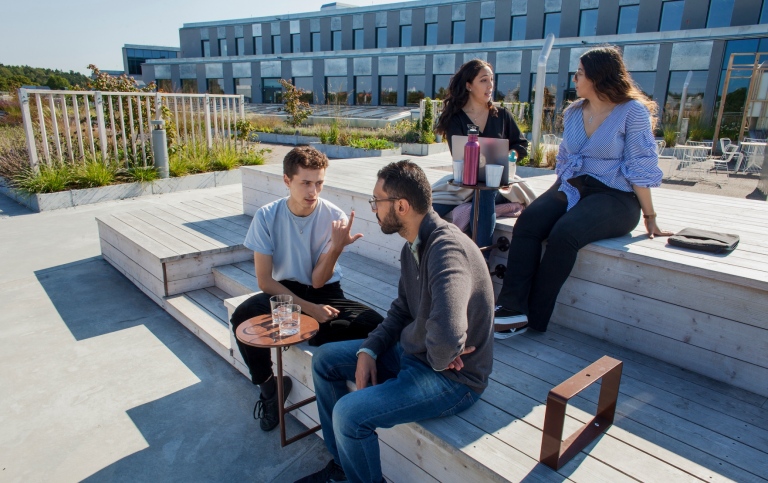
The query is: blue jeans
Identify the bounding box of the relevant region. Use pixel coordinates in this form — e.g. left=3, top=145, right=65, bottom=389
left=433, top=189, right=498, bottom=250
left=312, top=339, right=480, bottom=483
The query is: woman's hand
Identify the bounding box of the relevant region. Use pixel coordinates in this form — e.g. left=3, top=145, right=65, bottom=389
left=643, top=215, right=674, bottom=239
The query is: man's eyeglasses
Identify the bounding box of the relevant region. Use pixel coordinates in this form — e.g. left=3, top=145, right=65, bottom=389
left=368, top=196, right=400, bottom=210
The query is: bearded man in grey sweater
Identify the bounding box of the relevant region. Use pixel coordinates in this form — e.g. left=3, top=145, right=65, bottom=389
left=296, top=160, right=494, bottom=483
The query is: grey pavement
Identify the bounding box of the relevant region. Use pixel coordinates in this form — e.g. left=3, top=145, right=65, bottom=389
left=0, top=187, right=329, bottom=482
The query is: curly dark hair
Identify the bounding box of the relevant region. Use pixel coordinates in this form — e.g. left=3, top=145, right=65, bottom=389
left=283, top=146, right=329, bottom=179
left=376, top=160, right=432, bottom=214
left=435, top=59, right=498, bottom=135
left=575, top=46, right=659, bottom=129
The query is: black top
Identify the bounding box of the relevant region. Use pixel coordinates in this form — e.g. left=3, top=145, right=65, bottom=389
left=446, top=107, right=529, bottom=160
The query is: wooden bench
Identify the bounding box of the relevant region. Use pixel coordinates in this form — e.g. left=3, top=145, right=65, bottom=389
left=96, top=160, right=768, bottom=482
left=242, top=158, right=768, bottom=399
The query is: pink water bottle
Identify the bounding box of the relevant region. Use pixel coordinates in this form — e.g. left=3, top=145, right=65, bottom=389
left=462, top=126, right=480, bottom=185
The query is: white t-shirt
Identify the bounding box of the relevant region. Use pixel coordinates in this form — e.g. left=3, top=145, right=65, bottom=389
left=244, top=197, right=347, bottom=286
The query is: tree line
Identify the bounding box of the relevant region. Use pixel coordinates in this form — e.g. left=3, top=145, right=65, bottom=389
left=0, top=64, right=90, bottom=92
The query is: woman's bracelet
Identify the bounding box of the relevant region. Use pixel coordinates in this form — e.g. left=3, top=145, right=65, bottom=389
left=643, top=213, right=657, bottom=219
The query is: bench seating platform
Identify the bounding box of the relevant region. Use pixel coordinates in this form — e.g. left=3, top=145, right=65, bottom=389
left=243, top=158, right=768, bottom=399
left=96, top=158, right=768, bottom=482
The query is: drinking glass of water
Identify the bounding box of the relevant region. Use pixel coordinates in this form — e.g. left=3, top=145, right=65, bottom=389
left=269, top=295, right=293, bottom=326
left=279, top=304, right=301, bottom=337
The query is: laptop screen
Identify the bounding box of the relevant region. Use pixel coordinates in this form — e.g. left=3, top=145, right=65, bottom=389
left=451, top=136, right=511, bottom=185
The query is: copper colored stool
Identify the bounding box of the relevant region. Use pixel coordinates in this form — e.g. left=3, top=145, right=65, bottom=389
left=540, top=356, right=623, bottom=470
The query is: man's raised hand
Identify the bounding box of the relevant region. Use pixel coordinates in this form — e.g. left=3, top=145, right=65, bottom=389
left=331, top=211, right=363, bottom=249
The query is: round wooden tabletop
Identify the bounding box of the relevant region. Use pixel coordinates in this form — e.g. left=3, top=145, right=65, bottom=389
left=236, top=314, right=319, bottom=349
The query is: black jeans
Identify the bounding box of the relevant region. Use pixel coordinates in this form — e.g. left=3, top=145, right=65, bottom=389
left=230, top=280, right=383, bottom=385
left=497, top=175, right=641, bottom=332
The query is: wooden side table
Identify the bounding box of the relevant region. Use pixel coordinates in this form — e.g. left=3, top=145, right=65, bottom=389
left=236, top=313, right=321, bottom=447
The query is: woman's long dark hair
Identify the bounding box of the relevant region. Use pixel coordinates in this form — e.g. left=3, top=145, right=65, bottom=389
left=435, top=59, right=498, bottom=135
left=575, top=46, right=659, bottom=129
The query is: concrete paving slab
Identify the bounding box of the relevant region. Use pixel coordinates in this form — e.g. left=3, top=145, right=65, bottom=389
left=0, top=185, right=328, bottom=481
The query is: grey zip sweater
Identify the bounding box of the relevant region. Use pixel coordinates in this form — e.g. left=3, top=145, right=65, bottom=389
left=360, top=211, right=495, bottom=394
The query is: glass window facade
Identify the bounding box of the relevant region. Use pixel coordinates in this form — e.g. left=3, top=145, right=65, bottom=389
left=312, top=32, right=321, bottom=52
left=762, top=0, right=768, bottom=23
left=326, top=77, right=348, bottom=104
left=262, top=78, right=282, bottom=104
left=707, top=0, right=734, bottom=28
left=617, top=5, right=639, bottom=34
left=377, top=27, right=387, bottom=48
left=254, top=36, right=263, bottom=55
left=452, top=21, right=465, bottom=44
left=401, top=25, right=412, bottom=47
left=406, top=75, right=425, bottom=105
left=630, top=72, right=656, bottom=99
left=333, top=30, right=342, bottom=51
left=202, top=40, right=210, bottom=58
left=354, top=29, right=364, bottom=49
left=664, top=71, right=708, bottom=122
left=293, top=77, right=314, bottom=103
left=716, top=39, right=768, bottom=137
left=530, top=73, right=559, bottom=109
left=659, top=1, right=684, bottom=32
left=579, top=9, right=598, bottom=37
left=127, top=49, right=178, bottom=75
left=495, top=74, right=521, bottom=102
left=544, top=13, right=560, bottom=38
left=292, top=33, right=301, bottom=53
left=481, top=19, right=495, bottom=43
left=272, top=35, right=281, bottom=54
left=355, top=76, right=372, bottom=105
left=158, top=79, right=173, bottom=93
left=236, top=37, right=244, bottom=56
left=511, top=16, right=526, bottom=41
left=234, top=78, right=252, bottom=102
left=181, top=79, right=198, bottom=93
left=380, top=76, right=398, bottom=105
left=219, top=39, right=227, bottom=57
left=425, top=23, right=438, bottom=45
left=207, top=78, right=224, bottom=94
left=433, top=74, right=451, bottom=99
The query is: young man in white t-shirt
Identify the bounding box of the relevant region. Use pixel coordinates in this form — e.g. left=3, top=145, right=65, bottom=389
left=231, top=146, right=383, bottom=432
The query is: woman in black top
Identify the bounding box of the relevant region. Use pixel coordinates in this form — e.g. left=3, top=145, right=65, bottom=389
left=434, top=59, right=528, bottom=251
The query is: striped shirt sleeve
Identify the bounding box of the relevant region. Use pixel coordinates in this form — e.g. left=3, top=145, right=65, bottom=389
left=620, top=100, right=663, bottom=188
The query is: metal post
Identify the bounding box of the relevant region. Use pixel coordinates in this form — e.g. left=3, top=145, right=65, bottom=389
left=677, top=71, right=693, bottom=133
left=204, top=94, right=212, bottom=149
left=95, top=92, right=108, bottom=161
left=532, top=34, right=555, bottom=157
left=18, top=88, right=39, bottom=171
left=151, top=119, right=169, bottom=178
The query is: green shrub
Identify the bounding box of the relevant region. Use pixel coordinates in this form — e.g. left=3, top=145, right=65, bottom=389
left=662, top=124, right=677, bottom=147
left=531, top=143, right=546, bottom=168
left=72, top=157, right=116, bottom=188
left=280, top=79, right=313, bottom=127
left=210, top=144, right=240, bottom=171
left=347, top=137, right=395, bottom=150
left=14, top=163, right=73, bottom=193
left=239, top=147, right=269, bottom=166
left=122, top=166, right=159, bottom=183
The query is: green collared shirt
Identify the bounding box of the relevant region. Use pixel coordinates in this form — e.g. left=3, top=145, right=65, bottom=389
left=409, top=234, right=421, bottom=266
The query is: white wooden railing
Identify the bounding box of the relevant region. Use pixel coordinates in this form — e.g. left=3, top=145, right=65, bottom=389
left=18, top=88, right=245, bottom=170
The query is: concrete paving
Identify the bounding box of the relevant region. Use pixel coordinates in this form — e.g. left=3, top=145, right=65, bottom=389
left=0, top=188, right=330, bottom=482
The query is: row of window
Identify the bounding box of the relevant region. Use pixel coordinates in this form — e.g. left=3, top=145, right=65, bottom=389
left=126, top=49, right=179, bottom=75
left=197, top=0, right=768, bottom=59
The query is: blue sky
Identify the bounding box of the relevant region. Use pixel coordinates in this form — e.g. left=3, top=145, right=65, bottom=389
left=0, top=0, right=405, bottom=74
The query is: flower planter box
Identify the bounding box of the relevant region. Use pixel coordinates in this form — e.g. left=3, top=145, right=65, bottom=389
left=253, top=132, right=321, bottom=145
left=309, top=142, right=401, bottom=159
left=399, top=142, right=450, bottom=156
left=0, top=168, right=242, bottom=213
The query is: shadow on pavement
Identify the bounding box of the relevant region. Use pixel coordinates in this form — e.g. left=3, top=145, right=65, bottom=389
left=35, top=257, right=324, bottom=482
left=0, top=193, right=33, bottom=218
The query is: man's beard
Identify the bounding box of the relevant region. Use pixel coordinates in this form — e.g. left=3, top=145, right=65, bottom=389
left=377, top=205, right=402, bottom=235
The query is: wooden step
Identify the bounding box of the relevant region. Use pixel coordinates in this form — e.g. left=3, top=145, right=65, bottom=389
left=164, top=287, right=233, bottom=362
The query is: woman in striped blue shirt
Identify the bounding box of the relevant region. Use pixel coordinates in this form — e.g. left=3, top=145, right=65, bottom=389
left=494, top=46, right=673, bottom=338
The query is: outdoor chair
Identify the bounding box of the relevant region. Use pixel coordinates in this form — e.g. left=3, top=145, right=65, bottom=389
left=710, top=144, right=743, bottom=183
left=719, top=137, right=731, bottom=153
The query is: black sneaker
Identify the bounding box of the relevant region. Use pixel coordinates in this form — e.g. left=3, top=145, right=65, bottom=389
left=253, top=376, right=293, bottom=432
left=294, top=459, right=347, bottom=483
left=493, top=306, right=528, bottom=339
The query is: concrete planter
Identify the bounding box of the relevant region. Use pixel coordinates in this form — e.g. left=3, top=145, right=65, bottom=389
left=400, top=142, right=450, bottom=156
left=310, top=142, right=401, bottom=159
left=0, top=168, right=243, bottom=213
left=254, top=132, right=321, bottom=145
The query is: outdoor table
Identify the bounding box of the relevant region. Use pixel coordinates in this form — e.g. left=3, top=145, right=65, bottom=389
left=236, top=313, right=320, bottom=447
left=671, top=145, right=712, bottom=180
left=738, top=141, right=766, bottom=173
left=448, top=179, right=512, bottom=252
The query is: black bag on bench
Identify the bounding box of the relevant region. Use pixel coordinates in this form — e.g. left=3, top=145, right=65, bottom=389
left=667, top=228, right=739, bottom=254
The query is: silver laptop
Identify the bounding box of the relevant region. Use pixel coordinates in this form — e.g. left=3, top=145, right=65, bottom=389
left=451, top=136, right=511, bottom=185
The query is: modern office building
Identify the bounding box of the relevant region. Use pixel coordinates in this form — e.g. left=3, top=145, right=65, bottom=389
left=138, top=0, right=768, bottom=124
left=122, top=44, right=181, bottom=86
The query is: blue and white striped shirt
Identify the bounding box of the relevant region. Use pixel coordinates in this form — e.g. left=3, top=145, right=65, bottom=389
left=555, top=99, right=663, bottom=210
